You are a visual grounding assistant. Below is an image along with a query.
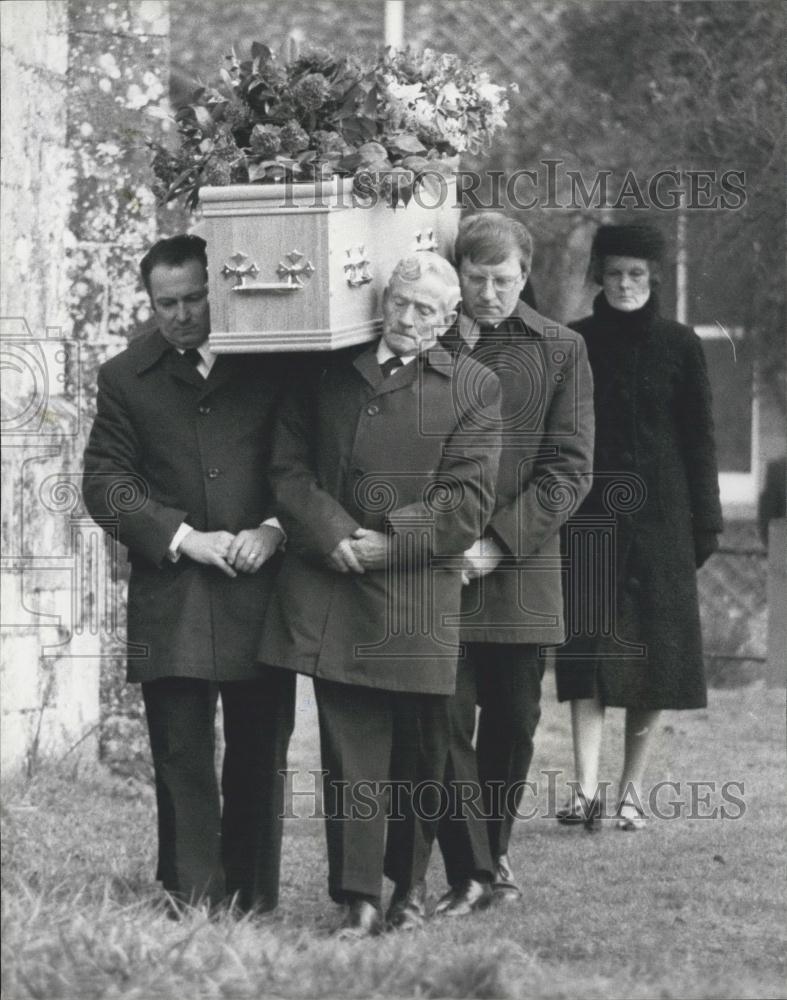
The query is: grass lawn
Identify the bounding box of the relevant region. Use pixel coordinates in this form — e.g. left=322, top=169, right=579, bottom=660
left=2, top=672, right=785, bottom=999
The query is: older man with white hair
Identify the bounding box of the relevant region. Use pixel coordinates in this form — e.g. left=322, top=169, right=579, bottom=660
left=259, top=253, right=502, bottom=938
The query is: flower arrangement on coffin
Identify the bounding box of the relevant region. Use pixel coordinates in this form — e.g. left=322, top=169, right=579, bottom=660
left=150, top=42, right=516, bottom=209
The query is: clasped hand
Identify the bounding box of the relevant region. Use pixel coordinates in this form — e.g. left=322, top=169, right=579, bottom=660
left=327, top=527, right=389, bottom=574
left=461, top=536, right=504, bottom=585
left=179, top=524, right=284, bottom=578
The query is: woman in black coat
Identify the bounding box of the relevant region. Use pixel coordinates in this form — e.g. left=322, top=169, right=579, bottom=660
left=555, top=223, right=723, bottom=830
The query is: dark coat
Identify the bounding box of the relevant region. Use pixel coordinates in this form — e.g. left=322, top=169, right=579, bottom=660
left=83, top=329, right=288, bottom=683
left=440, top=301, right=595, bottom=645
left=556, top=292, right=723, bottom=709
left=258, top=340, right=502, bottom=694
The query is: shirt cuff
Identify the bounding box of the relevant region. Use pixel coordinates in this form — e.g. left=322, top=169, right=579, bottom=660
left=167, top=522, right=193, bottom=563
left=261, top=517, right=287, bottom=548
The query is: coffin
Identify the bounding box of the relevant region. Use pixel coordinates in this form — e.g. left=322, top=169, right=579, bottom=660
left=199, top=177, right=460, bottom=353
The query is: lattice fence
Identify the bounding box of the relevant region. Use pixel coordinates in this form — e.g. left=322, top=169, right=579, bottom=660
left=698, top=522, right=768, bottom=687
left=171, top=0, right=569, bottom=158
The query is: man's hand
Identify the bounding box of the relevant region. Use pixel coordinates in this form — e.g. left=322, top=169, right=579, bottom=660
left=326, top=536, right=365, bottom=574
left=349, top=527, right=390, bottom=570
left=461, top=536, right=505, bottom=585
left=179, top=530, right=238, bottom=578
left=226, top=524, right=285, bottom=574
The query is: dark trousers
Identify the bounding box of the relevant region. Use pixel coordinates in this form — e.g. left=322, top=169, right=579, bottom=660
left=437, top=643, right=545, bottom=885
left=313, top=677, right=450, bottom=904
left=141, top=667, right=295, bottom=911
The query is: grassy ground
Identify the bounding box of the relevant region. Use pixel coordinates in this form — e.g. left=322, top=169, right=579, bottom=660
left=3, top=673, right=785, bottom=1000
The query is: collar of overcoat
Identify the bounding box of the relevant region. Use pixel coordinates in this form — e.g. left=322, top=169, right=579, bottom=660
left=351, top=339, right=455, bottom=397
left=441, top=300, right=548, bottom=354
left=134, top=328, right=237, bottom=397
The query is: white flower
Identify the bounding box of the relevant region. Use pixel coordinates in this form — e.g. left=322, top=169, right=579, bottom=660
left=385, top=79, right=426, bottom=104
left=438, top=81, right=463, bottom=111
left=413, top=98, right=436, bottom=128
left=439, top=116, right=469, bottom=152
left=477, top=80, right=506, bottom=106
left=486, top=101, right=509, bottom=131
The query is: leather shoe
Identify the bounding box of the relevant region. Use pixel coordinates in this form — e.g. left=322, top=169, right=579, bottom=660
left=385, top=880, right=426, bottom=931
left=492, top=854, right=522, bottom=903
left=334, top=898, right=383, bottom=940
left=557, top=792, right=602, bottom=831
left=434, top=878, right=493, bottom=917
left=616, top=800, right=646, bottom=831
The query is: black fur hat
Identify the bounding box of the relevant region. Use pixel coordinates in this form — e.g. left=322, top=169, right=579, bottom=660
left=591, top=223, right=666, bottom=262
left=589, top=223, right=666, bottom=284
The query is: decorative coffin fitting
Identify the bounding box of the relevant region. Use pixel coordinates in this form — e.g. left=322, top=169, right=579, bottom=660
left=199, top=177, right=459, bottom=353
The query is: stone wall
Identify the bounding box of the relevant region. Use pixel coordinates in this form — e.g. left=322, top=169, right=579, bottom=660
left=1, top=0, right=170, bottom=774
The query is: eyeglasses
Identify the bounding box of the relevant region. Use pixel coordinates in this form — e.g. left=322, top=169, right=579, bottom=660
left=463, top=273, right=522, bottom=292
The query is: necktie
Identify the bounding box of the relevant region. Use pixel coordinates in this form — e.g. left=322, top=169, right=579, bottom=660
left=380, top=356, right=405, bottom=378
left=478, top=319, right=511, bottom=335
left=182, top=348, right=204, bottom=376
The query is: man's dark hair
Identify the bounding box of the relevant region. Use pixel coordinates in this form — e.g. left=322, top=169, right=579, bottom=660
left=454, top=212, right=534, bottom=274
left=140, top=234, right=208, bottom=296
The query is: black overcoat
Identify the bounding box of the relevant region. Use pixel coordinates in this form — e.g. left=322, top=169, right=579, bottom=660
left=258, top=341, right=502, bottom=694
left=440, top=301, right=595, bottom=645
left=83, top=329, right=287, bottom=682
left=556, top=293, right=723, bottom=709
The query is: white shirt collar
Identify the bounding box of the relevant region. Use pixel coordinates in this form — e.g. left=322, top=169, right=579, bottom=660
left=176, top=341, right=217, bottom=375
left=376, top=339, right=418, bottom=366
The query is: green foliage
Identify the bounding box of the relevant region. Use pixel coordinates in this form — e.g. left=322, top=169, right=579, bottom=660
left=149, top=42, right=515, bottom=209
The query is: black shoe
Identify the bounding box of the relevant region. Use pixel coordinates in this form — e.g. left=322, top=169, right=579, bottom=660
left=556, top=792, right=602, bottom=831
left=334, top=898, right=383, bottom=940
left=492, top=854, right=522, bottom=903
left=434, top=878, right=493, bottom=918
left=385, top=880, right=427, bottom=931
left=616, top=800, right=647, bottom=831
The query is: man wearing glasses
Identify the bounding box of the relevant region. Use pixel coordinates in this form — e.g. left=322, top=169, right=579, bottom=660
left=387, top=212, right=595, bottom=914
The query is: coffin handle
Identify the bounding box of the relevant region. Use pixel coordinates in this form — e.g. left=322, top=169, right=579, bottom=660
left=221, top=250, right=315, bottom=293
left=413, top=229, right=438, bottom=252
left=344, top=246, right=373, bottom=287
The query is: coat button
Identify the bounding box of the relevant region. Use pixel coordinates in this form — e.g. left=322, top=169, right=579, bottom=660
left=366, top=404, right=380, bottom=416
left=207, top=468, right=221, bottom=479
left=198, top=404, right=211, bottom=415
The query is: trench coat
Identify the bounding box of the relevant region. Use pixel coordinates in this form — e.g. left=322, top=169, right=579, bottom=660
left=258, top=340, right=502, bottom=694
left=555, top=292, right=723, bottom=709
left=83, top=328, right=288, bottom=682
left=439, top=301, right=595, bottom=645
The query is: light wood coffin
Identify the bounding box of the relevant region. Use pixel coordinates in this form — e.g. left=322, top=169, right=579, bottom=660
left=199, top=178, right=459, bottom=353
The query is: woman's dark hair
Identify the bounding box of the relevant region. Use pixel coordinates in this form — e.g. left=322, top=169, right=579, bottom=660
left=589, top=223, right=666, bottom=285
left=140, top=234, right=208, bottom=296
left=454, top=212, right=533, bottom=274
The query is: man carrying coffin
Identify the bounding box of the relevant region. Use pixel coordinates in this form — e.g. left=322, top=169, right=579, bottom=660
left=386, top=213, right=595, bottom=915
left=83, top=235, right=295, bottom=915
left=258, top=253, right=502, bottom=938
